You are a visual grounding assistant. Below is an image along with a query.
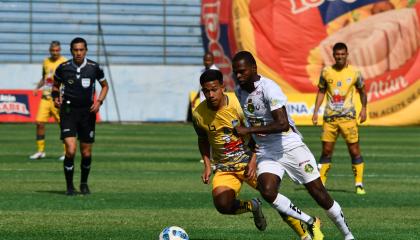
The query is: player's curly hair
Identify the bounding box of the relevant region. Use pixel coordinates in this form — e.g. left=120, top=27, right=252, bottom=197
left=200, top=69, right=223, bottom=86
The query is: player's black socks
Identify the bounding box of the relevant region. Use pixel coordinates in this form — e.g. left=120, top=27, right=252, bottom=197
left=80, top=156, right=92, bottom=184
left=63, top=156, right=75, bottom=189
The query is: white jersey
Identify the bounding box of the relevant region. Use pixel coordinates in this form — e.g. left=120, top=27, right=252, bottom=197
left=235, top=76, right=304, bottom=160
left=199, top=64, right=220, bottom=102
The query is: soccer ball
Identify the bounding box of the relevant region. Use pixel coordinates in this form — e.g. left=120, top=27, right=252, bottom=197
left=159, top=226, right=189, bottom=240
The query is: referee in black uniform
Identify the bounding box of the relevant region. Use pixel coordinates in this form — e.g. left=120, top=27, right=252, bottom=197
left=52, top=37, right=109, bottom=195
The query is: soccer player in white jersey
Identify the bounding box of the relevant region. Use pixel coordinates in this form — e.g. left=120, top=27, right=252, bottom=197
left=232, top=51, right=355, bottom=240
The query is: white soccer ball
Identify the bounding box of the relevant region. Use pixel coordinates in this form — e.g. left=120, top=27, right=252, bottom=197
left=159, top=226, right=189, bottom=240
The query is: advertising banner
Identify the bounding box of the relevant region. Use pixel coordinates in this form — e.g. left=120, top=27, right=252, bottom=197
left=0, top=90, right=101, bottom=123
left=0, top=90, right=39, bottom=122
left=201, top=0, right=420, bottom=125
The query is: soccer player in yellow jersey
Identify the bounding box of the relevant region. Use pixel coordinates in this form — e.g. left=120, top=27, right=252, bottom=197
left=193, top=69, right=314, bottom=239
left=312, top=42, right=367, bottom=195
left=29, top=41, right=67, bottom=160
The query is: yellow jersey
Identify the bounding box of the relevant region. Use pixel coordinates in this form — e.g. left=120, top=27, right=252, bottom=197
left=41, top=56, right=67, bottom=98
left=319, top=64, right=364, bottom=121
left=192, top=93, right=250, bottom=172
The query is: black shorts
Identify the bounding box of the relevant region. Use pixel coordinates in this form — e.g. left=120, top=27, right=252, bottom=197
left=60, top=105, right=96, bottom=143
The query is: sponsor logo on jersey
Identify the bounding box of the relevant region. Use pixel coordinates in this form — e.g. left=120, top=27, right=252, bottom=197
left=82, top=78, right=91, bottom=88
left=68, top=79, right=74, bottom=85
left=304, top=163, right=314, bottom=173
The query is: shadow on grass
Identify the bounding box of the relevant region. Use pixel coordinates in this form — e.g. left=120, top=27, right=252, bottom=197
left=35, top=190, right=67, bottom=195
left=293, top=187, right=354, bottom=194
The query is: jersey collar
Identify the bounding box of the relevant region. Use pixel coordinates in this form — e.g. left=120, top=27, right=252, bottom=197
left=72, top=58, right=87, bottom=73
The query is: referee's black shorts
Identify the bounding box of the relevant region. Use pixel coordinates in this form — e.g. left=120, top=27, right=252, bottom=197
left=60, top=105, right=96, bottom=143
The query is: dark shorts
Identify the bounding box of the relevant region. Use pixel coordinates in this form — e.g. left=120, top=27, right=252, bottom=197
left=60, top=105, right=96, bottom=143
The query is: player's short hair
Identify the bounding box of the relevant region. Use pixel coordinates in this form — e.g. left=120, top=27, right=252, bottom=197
left=333, top=42, right=347, bottom=52
left=50, top=40, right=61, bottom=47
left=232, top=51, right=256, bottom=66
left=200, top=69, right=223, bottom=86
left=203, top=52, right=214, bottom=59
left=70, top=37, right=88, bottom=50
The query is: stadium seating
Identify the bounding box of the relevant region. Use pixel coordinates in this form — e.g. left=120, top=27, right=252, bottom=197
left=0, top=0, right=203, bottom=64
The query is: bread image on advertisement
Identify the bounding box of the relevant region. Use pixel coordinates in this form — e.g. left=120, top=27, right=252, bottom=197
left=319, top=9, right=420, bottom=79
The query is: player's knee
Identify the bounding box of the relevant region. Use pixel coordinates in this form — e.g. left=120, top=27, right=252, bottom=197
left=213, top=199, right=234, bottom=214
left=65, top=148, right=77, bottom=158
left=258, top=185, right=277, bottom=203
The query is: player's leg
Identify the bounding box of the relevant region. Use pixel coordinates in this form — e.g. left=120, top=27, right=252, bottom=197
left=51, top=103, right=65, bottom=161
left=319, top=120, right=338, bottom=185
left=77, top=110, right=96, bottom=195
left=63, top=137, right=77, bottom=195
left=256, top=162, right=317, bottom=225
left=79, top=142, right=92, bottom=195
left=305, top=179, right=354, bottom=240
left=60, top=106, right=78, bottom=195
left=340, top=119, right=365, bottom=194
left=212, top=171, right=266, bottom=231
left=294, top=146, right=354, bottom=240
left=245, top=171, right=310, bottom=238
left=30, top=99, right=50, bottom=159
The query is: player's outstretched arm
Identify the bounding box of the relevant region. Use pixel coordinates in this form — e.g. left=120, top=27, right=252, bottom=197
left=197, top=138, right=212, bottom=184
left=312, top=88, right=326, bottom=125
left=357, top=86, right=367, bottom=123
left=235, top=106, right=290, bottom=136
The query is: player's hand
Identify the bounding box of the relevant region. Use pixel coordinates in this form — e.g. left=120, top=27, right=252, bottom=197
left=33, top=89, right=38, bottom=96
left=312, top=112, right=318, bottom=125
left=90, top=101, right=101, bottom=113
left=359, top=107, right=367, bottom=123
left=53, top=97, right=62, bottom=108
left=244, top=159, right=257, bottom=181
left=201, top=165, right=212, bottom=184
left=233, top=125, right=249, bottom=137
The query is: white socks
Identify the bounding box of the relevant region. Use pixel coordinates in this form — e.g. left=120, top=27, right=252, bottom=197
left=326, top=201, right=354, bottom=239
left=271, top=193, right=313, bottom=224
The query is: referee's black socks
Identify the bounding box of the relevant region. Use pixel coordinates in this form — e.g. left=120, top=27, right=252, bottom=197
left=63, top=156, right=75, bottom=189
left=81, top=156, right=92, bottom=184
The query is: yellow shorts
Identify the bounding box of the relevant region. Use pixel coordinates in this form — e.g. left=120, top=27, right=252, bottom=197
left=212, top=170, right=257, bottom=197
left=36, top=98, right=60, bottom=123
left=322, top=118, right=359, bottom=144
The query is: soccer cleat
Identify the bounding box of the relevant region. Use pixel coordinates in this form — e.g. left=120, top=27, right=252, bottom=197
left=29, top=151, right=46, bottom=160
left=251, top=198, right=267, bottom=231
left=356, top=185, right=366, bottom=195
left=66, top=186, right=77, bottom=196
left=301, top=234, right=313, bottom=240
left=58, top=155, right=65, bottom=161
left=307, top=217, right=324, bottom=240
left=80, top=183, right=91, bottom=195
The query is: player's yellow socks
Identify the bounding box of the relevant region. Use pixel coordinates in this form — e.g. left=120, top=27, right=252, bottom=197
left=234, top=200, right=253, bottom=214
left=319, top=163, right=331, bottom=185
left=352, top=162, right=364, bottom=186
left=280, top=213, right=308, bottom=239
left=36, top=139, right=45, bottom=152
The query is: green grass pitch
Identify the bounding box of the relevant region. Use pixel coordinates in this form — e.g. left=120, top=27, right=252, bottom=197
left=0, top=123, right=419, bottom=239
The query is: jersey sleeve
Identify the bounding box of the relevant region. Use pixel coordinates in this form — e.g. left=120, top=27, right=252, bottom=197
left=96, top=65, right=106, bottom=82
left=192, top=111, right=207, bottom=140
left=54, top=64, right=63, bottom=84
left=318, top=68, right=327, bottom=89
left=355, top=70, right=364, bottom=89
left=264, top=79, right=287, bottom=111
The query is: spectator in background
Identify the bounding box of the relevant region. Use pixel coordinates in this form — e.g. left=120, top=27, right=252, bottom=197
left=191, top=52, right=219, bottom=109
left=30, top=41, right=67, bottom=161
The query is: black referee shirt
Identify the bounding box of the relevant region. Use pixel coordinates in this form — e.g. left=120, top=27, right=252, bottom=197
left=55, top=58, right=105, bottom=108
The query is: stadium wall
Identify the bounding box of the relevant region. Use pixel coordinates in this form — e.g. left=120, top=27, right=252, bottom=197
left=0, top=64, right=202, bottom=122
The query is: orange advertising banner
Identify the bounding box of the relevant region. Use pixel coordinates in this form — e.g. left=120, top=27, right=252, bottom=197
left=0, top=90, right=101, bottom=123
left=201, top=0, right=420, bottom=125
